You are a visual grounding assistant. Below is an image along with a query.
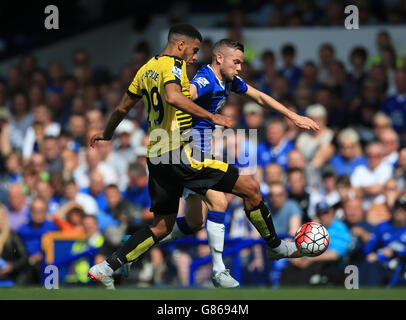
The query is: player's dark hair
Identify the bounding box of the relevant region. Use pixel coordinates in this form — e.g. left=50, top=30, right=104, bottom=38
left=168, top=23, right=202, bottom=42
left=213, top=39, right=244, bottom=54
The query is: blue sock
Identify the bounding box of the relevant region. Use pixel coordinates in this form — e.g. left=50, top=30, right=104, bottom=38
left=207, top=211, right=225, bottom=224
left=176, top=216, right=195, bottom=235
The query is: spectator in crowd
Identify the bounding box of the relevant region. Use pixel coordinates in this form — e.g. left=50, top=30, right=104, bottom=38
left=74, top=146, right=119, bottom=190
left=351, top=142, right=393, bottom=210
left=85, top=108, right=104, bottom=131
left=0, top=151, right=23, bottom=202
left=282, top=202, right=351, bottom=286
left=329, top=128, right=368, bottom=177
left=350, top=78, right=385, bottom=138
left=81, top=170, right=109, bottom=212
left=196, top=38, right=213, bottom=69
left=104, top=184, right=140, bottom=227
left=257, top=119, right=295, bottom=173
left=317, top=43, right=336, bottom=84
left=279, top=44, right=302, bottom=94
left=35, top=179, right=58, bottom=215
left=373, top=112, right=393, bottom=141
left=7, top=183, right=30, bottom=232
left=299, top=61, right=320, bottom=93
left=266, top=182, right=302, bottom=236
left=362, top=196, right=406, bottom=286
left=259, top=163, right=285, bottom=198
left=287, top=168, right=311, bottom=223
left=308, top=165, right=341, bottom=220
left=378, top=128, right=399, bottom=168
left=385, top=177, right=401, bottom=209
left=113, top=119, right=137, bottom=165
left=394, top=147, right=406, bottom=189
left=0, top=108, right=12, bottom=161
left=52, top=201, right=86, bottom=234
left=124, top=161, right=152, bottom=223
left=18, top=197, right=58, bottom=284
left=61, top=147, right=79, bottom=182
left=65, top=214, right=104, bottom=284
left=9, top=92, right=33, bottom=150
left=287, top=149, right=307, bottom=171
left=242, top=102, right=266, bottom=143
left=346, top=46, right=368, bottom=104
left=43, top=135, right=63, bottom=173
left=68, top=113, right=87, bottom=148
left=61, top=179, right=99, bottom=217
left=0, top=205, right=29, bottom=286
left=381, top=69, right=406, bottom=138
left=296, top=104, right=334, bottom=187
left=22, top=105, right=60, bottom=159
left=343, top=197, right=373, bottom=265
left=93, top=139, right=129, bottom=191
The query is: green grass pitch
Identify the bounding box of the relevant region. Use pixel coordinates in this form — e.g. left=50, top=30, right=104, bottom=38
left=0, top=287, right=405, bottom=300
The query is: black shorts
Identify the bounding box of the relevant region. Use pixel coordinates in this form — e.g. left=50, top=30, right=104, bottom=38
left=147, top=144, right=239, bottom=215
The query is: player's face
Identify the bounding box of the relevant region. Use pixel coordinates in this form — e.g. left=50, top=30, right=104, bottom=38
left=220, top=48, right=244, bottom=81
left=182, top=38, right=200, bottom=66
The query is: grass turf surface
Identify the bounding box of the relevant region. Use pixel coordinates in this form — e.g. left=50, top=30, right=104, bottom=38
left=0, top=287, right=405, bottom=300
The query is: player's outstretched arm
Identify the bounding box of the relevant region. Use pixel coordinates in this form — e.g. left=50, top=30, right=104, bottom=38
left=165, top=83, right=232, bottom=128
left=90, top=92, right=140, bottom=147
left=244, top=84, right=320, bottom=132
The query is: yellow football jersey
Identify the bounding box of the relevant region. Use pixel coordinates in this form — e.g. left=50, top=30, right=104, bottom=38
left=128, top=55, right=192, bottom=157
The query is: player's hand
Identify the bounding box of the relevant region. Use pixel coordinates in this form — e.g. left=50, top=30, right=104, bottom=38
left=89, top=131, right=110, bottom=148
left=291, top=115, right=320, bottom=132
left=211, top=114, right=233, bottom=128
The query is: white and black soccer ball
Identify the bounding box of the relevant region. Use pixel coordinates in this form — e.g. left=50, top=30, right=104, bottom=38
left=294, top=222, right=330, bottom=257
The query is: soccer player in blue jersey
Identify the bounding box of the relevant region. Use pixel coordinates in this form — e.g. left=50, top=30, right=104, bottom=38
left=160, top=39, right=319, bottom=288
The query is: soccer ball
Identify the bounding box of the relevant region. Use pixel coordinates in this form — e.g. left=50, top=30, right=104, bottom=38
left=294, top=222, right=329, bottom=257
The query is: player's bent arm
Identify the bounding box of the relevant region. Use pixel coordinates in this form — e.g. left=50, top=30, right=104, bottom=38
left=244, top=84, right=319, bottom=131
left=165, top=83, right=232, bottom=128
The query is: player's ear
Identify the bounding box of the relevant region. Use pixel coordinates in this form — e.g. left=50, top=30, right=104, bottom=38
left=216, top=52, right=223, bottom=65
left=178, top=39, right=186, bottom=52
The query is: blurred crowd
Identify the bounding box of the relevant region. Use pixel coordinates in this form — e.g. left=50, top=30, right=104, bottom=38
left=1, top=25, right=406, bottom=288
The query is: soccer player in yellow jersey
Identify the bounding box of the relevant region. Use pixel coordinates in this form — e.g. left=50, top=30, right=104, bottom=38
left=88, top=24, right=319, bottom=289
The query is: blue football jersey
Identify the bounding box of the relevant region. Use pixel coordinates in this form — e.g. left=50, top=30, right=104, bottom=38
left=189, top=65, right=248, bottom=153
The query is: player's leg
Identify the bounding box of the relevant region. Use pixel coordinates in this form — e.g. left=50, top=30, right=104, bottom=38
left=213, top=168, right=302, bottom=260
left=159, top=190, right=207, bottom=244
left=203, top=189, right=239, bottom=288
left=88, top=213, right=177, bottom=289
left=88, top=158, right=183, bottom=288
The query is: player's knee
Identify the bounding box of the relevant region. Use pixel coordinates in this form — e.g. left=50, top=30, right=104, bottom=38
left=246, top=179, right=261, bottom=202
left=212, top=195, right=228, bottom=212
left=151, top=225, right=171, bottom=240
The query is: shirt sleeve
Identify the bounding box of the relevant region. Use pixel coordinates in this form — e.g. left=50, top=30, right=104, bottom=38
left=127, top=69, right=142, bottom=98
left=190, top=74, right=214, bottom=98
left=163, top=58, right=184, bottom=87
left=231, top=75, right=248, bottom=94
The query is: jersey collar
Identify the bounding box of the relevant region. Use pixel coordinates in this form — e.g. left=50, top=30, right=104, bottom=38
left=155, top=54, right=183, bottom=60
